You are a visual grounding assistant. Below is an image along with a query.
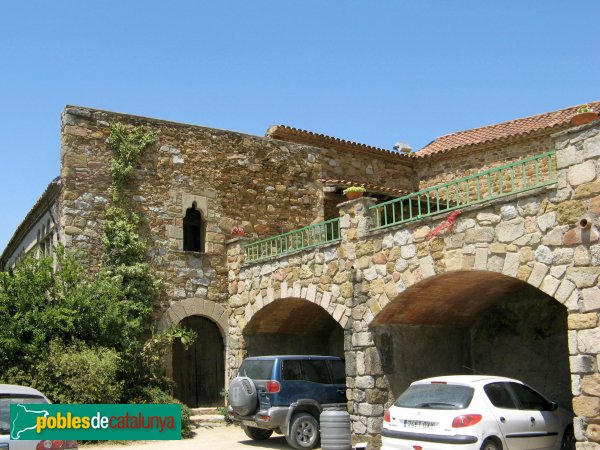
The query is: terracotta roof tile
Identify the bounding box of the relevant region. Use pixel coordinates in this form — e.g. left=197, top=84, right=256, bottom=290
left=1, top=177, right=61, bottom=266
left=417, top=101, right=600, bottom=156
left=266, top=125, right=413, bottom=162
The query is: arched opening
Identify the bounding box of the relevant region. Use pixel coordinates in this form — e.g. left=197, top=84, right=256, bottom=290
left=244, top=298, right=344, bottom=357
left=183, top=202, right=205, bottom=252
left=371, top=271, right=571, bottom=408
left=173, top=316, right=224, bottom=407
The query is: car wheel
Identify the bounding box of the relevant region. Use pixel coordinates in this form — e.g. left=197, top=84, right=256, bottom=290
left=480, top=438, right=501, bottom=450
left=285, top=412, right=320, bottom=450
left=561, top=426, right=575, bottom=450
left=242, top=424, right=273, bottom=440
left=228, top=376, right=258, bottom=416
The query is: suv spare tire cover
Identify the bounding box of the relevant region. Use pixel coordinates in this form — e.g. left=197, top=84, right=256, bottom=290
left=229, top=376, right=258, bottom=416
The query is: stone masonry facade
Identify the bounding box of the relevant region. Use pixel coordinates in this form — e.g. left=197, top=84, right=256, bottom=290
left=226, top=122, right=600, bottom=449
left=15, top=102, right=593, bottom=449
left=59, top=106, right=413, bottom=317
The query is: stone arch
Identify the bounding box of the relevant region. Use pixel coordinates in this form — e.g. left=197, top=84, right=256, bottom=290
left=158, top=298, right=228, bottom=337
left=158, top=298, right=229, bottom=382
left=366, top=236, right=582, bottom=320
left=370, top=270, right=554, bottom=327
left=241, top=284, right=349, bottom=358
left=369, top=270, right=571, bottom=408
left=240, top=282, right=351, bottom=331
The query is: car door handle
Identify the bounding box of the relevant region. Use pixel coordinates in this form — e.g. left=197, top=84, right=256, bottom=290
left=337, top=389, right=347, bottom=394
left=500, top=417, right=506, bottom=423
left=530, top=417, right=536, bottom=424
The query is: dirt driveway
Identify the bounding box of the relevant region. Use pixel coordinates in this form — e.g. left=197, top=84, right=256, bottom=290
left=85, top=423, right=321, bottom=450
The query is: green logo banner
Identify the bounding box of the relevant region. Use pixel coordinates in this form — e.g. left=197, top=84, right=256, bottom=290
left=10, top=404, right=181, bottom=440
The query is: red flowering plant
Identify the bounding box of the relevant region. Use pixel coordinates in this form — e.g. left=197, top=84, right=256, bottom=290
left=230, top=226, right=245, bottom=237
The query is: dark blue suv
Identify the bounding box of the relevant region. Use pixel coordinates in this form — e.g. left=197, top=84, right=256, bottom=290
left=228, top=355, right=347, bottom=449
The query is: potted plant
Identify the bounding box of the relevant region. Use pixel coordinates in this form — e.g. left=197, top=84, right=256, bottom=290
left=230, top=226, right=245, bottom=237
left=570, top=104, right=598, bottom=126
left=342, top=186, right=366, bottom=200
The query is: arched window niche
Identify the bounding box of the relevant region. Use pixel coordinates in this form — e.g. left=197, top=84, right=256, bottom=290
left=183, top=201, right=205, bottom=253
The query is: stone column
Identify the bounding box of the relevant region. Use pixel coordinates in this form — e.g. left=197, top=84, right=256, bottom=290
left=338, top=197, right=386, bottom=448
left=554, top=123, right=600, bottom=450
left=225, top=237, right=249, bottom=385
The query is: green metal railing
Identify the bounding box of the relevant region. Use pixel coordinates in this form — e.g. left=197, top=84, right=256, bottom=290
left=243, top=151, right=557, bottom=263
left=245, top=217, right=341, bottom=263
left=370, top=151, right=556, bottom=231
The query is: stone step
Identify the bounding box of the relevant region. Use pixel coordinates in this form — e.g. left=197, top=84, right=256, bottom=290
left=188, top=407, right=227, bottom=427
left=188, top=407, right=222, bottom=415
left=190, top=414, right=225, bottom=424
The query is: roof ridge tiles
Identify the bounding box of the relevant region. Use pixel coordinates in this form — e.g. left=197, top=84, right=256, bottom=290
left=417, top=100, right=600, bottom=156
left=266, top=124, right=413, bottom=160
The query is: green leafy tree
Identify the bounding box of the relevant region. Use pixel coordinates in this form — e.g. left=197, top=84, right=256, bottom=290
left=33, top=340, right=123, bottom=404
left=0, top=122, right=195, bottom=436
left=0, top=251, right=129, bottom=370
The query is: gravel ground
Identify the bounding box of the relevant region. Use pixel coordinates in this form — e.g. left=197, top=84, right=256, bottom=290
left=83, top=422, right=312, bottom=450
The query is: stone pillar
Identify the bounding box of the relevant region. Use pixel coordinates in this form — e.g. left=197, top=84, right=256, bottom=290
left=554, top=123, right=600, bottom=450
left=225, top=237, right=249, bottom=385
left=338, top=197, right=386, bottom=448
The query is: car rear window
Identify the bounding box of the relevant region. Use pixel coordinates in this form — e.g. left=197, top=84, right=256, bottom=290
left=281, top=360, right=335, bottom=384
left=330, top=360, right=346, bottom=384
left=508, top=382, right=550, bottom=411
left=484, top=382, right=518, bottom=409
left=302, top=360, right=331, bottom=384
left=282, top=360, right=303, bottom=381
left=394, top=384, right=474, bottom=410
left=238, top=360, right=274, bottom=379
left=0, top=395, right=49, bottom=433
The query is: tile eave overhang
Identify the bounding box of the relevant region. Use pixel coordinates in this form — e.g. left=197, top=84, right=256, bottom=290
left=1, top=177, right=61, bottom=266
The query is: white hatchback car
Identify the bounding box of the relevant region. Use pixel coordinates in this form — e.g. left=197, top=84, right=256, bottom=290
left=382, top=376, right=573, bottom=450
left=0, top=384, right=78, bottom=450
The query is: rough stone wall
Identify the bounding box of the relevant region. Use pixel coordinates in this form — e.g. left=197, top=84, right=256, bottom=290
left=225, top=235, right=354, bottom=382
left=319, top=147, right=416, bottom=193
left=58, top=104, right=600, bottom=447
left=228, top=122, right=600, bottom=449
left=59, top=107, right=320, bottom=318
left=417, top=136, right=555, bottom=190
left=59, top=106, right=411, bottom=320
left=471, top=290, right=570, bottom=407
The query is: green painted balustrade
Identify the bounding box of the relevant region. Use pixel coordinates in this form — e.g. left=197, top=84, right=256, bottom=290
left=370, top=151, right=556, bottom=231
left=245, top=217, right=341, bottom=263
left=244, top=151, right=556, bottom=262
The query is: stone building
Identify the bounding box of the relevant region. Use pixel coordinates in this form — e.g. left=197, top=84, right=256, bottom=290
left=3, top=102, right=600, bottom=448
left=1, top=177, right=61, bottom=270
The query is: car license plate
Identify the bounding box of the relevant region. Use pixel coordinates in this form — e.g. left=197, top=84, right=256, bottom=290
left=403, top=419, right=436, bottom=429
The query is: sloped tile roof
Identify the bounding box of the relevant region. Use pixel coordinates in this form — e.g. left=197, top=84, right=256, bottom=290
left=0, top=177, right=61, bottom=267
left=266, top=125, right=412, bottom=162
left=417, top=101, right=600, bottom=156
left=267, top=102, right=600, bottom=160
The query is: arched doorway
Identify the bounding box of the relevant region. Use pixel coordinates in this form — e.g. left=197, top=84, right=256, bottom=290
left=244, top=298, right=344, bottom=357
left=371, top=271, right=571, bottom=408
left=173, top=316, right=225, bottom=407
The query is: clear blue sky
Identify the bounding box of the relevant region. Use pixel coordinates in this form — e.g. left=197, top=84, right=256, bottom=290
left=1, top=1, right=599, bottom=252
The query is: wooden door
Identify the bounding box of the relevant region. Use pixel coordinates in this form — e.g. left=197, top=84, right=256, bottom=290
left=173, top=316, right=225, bottom=407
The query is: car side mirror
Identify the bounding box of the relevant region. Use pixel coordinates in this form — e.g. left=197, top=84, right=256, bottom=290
left=545, top=401, right=558, bottom=411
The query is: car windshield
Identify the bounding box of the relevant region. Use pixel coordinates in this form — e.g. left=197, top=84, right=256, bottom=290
left=394, top=384, right=474, bottom=410
left=238, top=360, right=274, bottom=379
left=0, top=395, right=49, bottom=434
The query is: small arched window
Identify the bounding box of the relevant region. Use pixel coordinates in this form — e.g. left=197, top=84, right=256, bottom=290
left=183, top=202, right=205, bottom=252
